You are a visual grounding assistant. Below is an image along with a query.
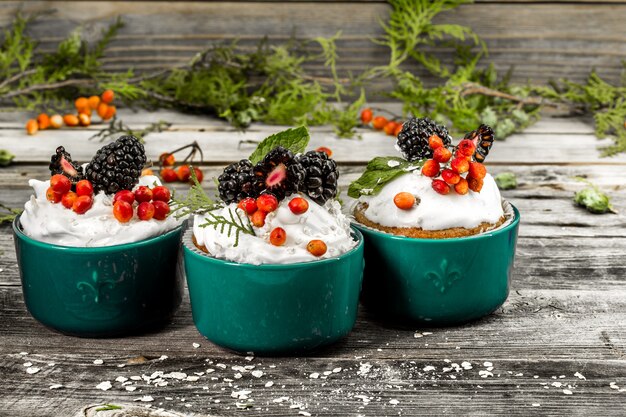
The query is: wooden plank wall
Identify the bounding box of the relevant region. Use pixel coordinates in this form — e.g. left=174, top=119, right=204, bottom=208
left=0, top=0, right=624, bottom=97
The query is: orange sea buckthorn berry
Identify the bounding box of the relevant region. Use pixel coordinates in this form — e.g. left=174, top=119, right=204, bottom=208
left=63, top=114, right=79, bottom=127
left=37, top=113, right=50, bottom=130
left=468, top=162, right=487, bottom=181
left=441, top=168, right=461, bottom=185
left=433, top=147, right=452, bottom=163
left=269, top=227, right=287, bottom=246
left=393, top=192, right=416, bottom=210
left=101, top=89, right=115, bottom=104
left=428, top=135, right=444, bottom=150
left=88, top=95, right=101, bottom=109
left=455, top=177, right=469, bottom=195
left=450, top=157, right=469, bottom=175
left=384, top=121, right=398, bottom=136
left=393, top=122, right=404, bottom=136
left=307, top=240, right=327, bottom=257
left=360, top=108, right=373, bottom=124
left=26, top=119, right=38, bottom=135
left=97, top=102, right=109, bottom=119
left=372, top=116, right=388, bottom=130
left=431, top=179, right=451, bottom=195
left=421, top=159, right=440, bottom=178
left=50, top=114, right=63, bottom=129
left=78, top=113, right=91, bottom=126
left=104, top=105, right=116, bottom=120
left=468, top=176, right=484, bottom=193
left=75, top=97, right=89, bottom=112
left=457, top=139, right=476, bottom=158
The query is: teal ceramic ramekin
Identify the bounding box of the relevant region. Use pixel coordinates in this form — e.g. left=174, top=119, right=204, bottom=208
left=353, top=204, right=520, bottom=326
left=13, top=216, right=184, bottom=337
left=183, top=227, right=365, bottom=356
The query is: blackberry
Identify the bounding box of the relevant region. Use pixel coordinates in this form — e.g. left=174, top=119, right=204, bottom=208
left=49, top=146, right=84, bottom=184
left=297, top=150, right=338, bottom=205
left=85, top=135, right=147, bottom=194
left=253, top=146, right=305, bottom=201
left=217, top=159, right=256, bottom=204
left=396, top=117, right=452, bottom=162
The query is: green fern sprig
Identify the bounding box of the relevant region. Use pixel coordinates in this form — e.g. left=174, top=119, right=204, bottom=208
left=171, top=168, right=222, bottom=219
left=199, top=208, right=255, bottom=247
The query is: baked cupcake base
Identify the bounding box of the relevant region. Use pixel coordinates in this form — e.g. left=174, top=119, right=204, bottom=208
left=353, top=202, right=505, bottom=239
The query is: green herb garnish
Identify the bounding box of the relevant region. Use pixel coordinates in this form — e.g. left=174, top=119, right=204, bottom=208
left=574, top=178, right=617, bottom=214
left=494, top=172, right=518, bottom=190
left=171, top=168, right=222, bottom=219
left=199, top=208, right=255, bottom=247
left=0, top=203, right=22, bottom=225
left=249, top=126, right=310, bottom=164
left=347, top=157, right=423, bottom=199
left=0, top=149, right=15, bottom=167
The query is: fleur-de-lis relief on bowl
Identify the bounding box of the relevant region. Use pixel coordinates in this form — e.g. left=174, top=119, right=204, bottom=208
left=76, top=270, right=117, bottom=303
left=425, top=258, right=462, bottom=294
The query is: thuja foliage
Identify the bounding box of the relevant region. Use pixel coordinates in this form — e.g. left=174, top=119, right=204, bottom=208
left=0, top=2, right=625, bottom=154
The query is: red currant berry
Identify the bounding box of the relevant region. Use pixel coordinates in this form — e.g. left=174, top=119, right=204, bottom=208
left=250, top=210, right=267, bottom=227
left=433, top=147, right=452, bottom=163
left=61, top=191, right=77, bottom=209
left=46, top=187, right=62, bottom=203
left=113, top=190, right=135, bottom=205
left=50, top=174, right=71, bottom=194
left=269, top=227, right=287, bottom=246
left=256, top=194, right=278, bottom=213
left=441, top=169, right=461, bottom=185
left=428, top=135, right=444, bottom=150
left=137, top=202, right=155, bottom=221
left=421, top=159, right=440, bottom=178
left=450, top=157, right=469, bottom=175
left=288, top=197, right=309, bottom=215
left=112, top=200, right=132, bottom=222
left=455, top=178, right=469, bottom=195
left=152, top=186, right=171, bottom=202
left=176, top=165, right=191, bottom=182
left=468, top=162, right=487, bottom=180
left=152, top=200, right=170, bottom=220
left=237, top=197, right=258, bottom=215
left=134, top=186, right=153, bottom=203
left=457, top=139, right=476, bottom=157
left=393, top=192, right=416, bottom=210
left=75, top=180, right=94, bottom=197
left=431, top=179, right=451, bottom=195
left=307, top=240, right=327, bottom=257
left=161, top=168, right=178, bottom=183
left=73, top=195, right=93, bottom=215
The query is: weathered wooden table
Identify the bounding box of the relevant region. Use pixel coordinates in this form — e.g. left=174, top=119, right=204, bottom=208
left=1, top=109, right=625, bottom=416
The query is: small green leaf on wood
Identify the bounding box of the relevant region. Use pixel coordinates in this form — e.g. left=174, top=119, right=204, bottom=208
left=348, top=156, right=422, bottom=199
left=494, top=172, right=518, bottom=190
left=95, top=404, right=123, bottom=411
left=249, top=126, right=310, bottom=164
left=573, top=177, right=617, bottom=214
left=0, top=149, right=15, bottom=167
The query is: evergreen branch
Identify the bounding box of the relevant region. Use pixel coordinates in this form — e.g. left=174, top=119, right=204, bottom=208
left=171, top=168, right=222, bottom=219
left=199, top=208, right=255, bottom=247
left=0, top=203, right=22, bottom=225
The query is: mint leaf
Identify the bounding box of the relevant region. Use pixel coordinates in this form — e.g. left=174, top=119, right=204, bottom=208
left=0, top=149, right=15, bottom=167
left=249, top=126, right=310, bottom=164
left=348, top=157, right=422, bottom=199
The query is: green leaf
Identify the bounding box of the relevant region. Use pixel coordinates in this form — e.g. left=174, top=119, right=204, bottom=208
left=0, top=149, right=15, bottom=166
left=494, top=172, right=517, bottom=190
left=347, top=156, right=423, bottom=199
left=249, top=126, right=310, bottom=164
left=95, top=404, right=123, bottom=411
left=573, top=177, right=617, bottom=214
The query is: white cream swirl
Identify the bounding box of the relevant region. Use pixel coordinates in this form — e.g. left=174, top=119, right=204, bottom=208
left=358, top=172, right=504, bottom=230
left=20, top=176, right=183, bottom=247
left=192, top=194, right=356, bottom=265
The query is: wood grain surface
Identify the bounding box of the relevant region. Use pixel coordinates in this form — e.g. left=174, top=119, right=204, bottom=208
left=1, top=107, right=625, bottom=416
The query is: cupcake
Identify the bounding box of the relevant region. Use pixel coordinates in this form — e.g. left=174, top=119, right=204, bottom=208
left=13, top=136, right=185, bottom=337
left=181, top=127, right=364, bottom=355
left=350, top=118, right=520, bottom=325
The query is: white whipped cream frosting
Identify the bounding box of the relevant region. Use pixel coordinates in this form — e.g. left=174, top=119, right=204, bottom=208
left=192, top=194, right=356, bottom=265
left=358, top=172, right=504, bottom=230
left=20, top=175, right=183, bottom=247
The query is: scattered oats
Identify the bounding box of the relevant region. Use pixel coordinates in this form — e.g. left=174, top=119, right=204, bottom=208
left=93, top=359, right=103, bottom=365
left=483, top=362, right=493, bottom=367
left=236, top=402, right=253, bottom=409
left=19, top=352, right=28, bottom=355
left=515, top=373, right=524, bottom=377
left=449, top=375, right=457, bottom=379
left=186, top=376, right=200, bottom=382
left=135, top=396, right=154, bottom=402
left=559, top=375, right=566, bottom=379
left=26, top=367, right=40, bottom=375
left=265, top=381, right=274, bottom=388
left=23, top=362, right=32, bottom=367
left=479, top=370, right=493, bottom=378
left=273, top=397, right=289, bottom=403
left=224, top=378, right=234, bottom=382
left=116, top=376, right=128, bottom=383
left=609, top=382, right=619, bottom=390
left=165, top=397, right=173, bottom=401
left=158, top=355, right=168, bottom=361
left=216, top=363, right=227, bottom=369
left=563, top=389, right=573, bottom=395
left=251, top=370, right=264, bottom=378
left=47, top=363, right=55, bottom=367
left=574, top=372, right=586, bottom=380
left=231, top=390, right=252, bottom=400
left=534, top=375, right=539, bottom=379
left=49, top=384, right=63, bottom=390
left=551, top=382, right=563, bottom=388
left=117, top=364, right=125, bottom=368
left=206, top=369, right=215, bottom=374
left=486, top=367, right=494, bottom=372
left=310, top=373, right=320, bottom=379
left=551, top=376, right=557, bottom=379
left=126, top=386, right=137, bottom=392
left=377, top=348, right=383, bottom=352
left=461, top=362, right=472, bottom=370
left=192, top=343, right=200, bottom=348
left=332, top=367, right=342, bottom=373
left=323, top=371, right=332, bottom=376
left=96, top=381, right=112, bottom=391
left=358, top=362, right=372, bottom=376
left=299, top=412, right=312, bottom=417
left=423, top=366, right=436, bottom=372
left=130, top=376, right=142, bottom=381
left=194, top=372, right=204, bottom=376
left=164, top=372, right=187, bottom=380
left=414, top=333, right=423, bottom=338
left=245, top=356, right=254, bottom=362
left=234, top=373, right=243, bottom=379
left=455, top=346, right=460, bottom=350
left=422, top=332, right=433, bottom=335
left=389, top=399, right=399, bottom=405
left=532, top=403, right=541, bottom=407
left=444, top=359, right=451, bottom=363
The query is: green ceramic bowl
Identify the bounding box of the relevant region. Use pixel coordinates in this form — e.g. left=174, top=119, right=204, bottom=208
left=183, top=227, right=365, bottom=355
left=353, top=205, right=520, bottom=326
left=13, top=216, right=184, bottom=337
